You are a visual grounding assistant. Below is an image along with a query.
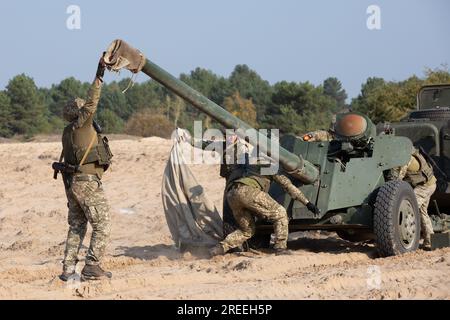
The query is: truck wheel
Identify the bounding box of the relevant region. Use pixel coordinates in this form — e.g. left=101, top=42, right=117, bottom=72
left=373, top=181, right=420, bottom=257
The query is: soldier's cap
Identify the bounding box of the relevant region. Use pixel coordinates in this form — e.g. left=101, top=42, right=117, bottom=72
left=63, top=97, right=86, bottom=122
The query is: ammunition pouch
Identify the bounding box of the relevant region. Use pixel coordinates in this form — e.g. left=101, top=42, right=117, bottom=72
left=73, top=134, right=113, bottom=171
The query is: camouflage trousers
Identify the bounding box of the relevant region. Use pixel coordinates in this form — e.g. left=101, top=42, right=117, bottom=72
left=220, top=184, right=289, bottom=252
left=63, top=175, right=111, bottom=267
left=414, top=181, right=436, bottom=240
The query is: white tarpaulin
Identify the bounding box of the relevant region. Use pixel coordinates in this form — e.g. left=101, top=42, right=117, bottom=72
left=161, top=131, right=223, bottom=249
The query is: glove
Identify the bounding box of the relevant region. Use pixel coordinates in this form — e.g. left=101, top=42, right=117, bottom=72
left=306, top=202, right=320, bottom=215
left=96, top=52, right=107, bottom=82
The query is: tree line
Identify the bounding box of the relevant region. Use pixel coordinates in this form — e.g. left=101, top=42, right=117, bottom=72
left=0, top=64, right=449, bottom=139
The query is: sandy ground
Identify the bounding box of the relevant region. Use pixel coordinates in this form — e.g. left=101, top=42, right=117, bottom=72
left=0, top=137, right=449, bottom=300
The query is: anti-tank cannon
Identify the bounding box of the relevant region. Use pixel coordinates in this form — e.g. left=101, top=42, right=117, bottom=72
left=104, top=39, right=432, bottom=256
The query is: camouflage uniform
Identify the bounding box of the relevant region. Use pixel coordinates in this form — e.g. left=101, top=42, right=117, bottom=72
left=61, top=79, right=112, bottom=269
left=192, top=136, right=250, bottom=236
left=394, top=149, right=436, bottom=245
left=220, top=173, right=310, bottom=252
left=64, top=177, right=111, bottom=267
left=301, top=130, right=334, bottom=142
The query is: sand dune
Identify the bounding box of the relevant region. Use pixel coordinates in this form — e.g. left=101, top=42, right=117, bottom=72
left=0, top=137, right=449, bottom=299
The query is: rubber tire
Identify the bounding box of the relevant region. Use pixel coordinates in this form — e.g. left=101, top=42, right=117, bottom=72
left=373, top=181, right=420, bottom=257
left=409, top=109, right=450, bottom=120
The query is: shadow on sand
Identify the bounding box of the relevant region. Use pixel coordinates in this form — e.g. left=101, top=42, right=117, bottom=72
left=287, top=232, right=378, bottom=258
left=116, top=243, right=211, bottom=261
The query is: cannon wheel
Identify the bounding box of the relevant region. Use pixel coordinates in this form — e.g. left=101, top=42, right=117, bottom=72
left=373, top=181, right=421, bottom=257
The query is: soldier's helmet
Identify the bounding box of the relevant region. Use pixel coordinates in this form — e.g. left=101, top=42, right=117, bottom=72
left=63, top=98, right=86, bottom=122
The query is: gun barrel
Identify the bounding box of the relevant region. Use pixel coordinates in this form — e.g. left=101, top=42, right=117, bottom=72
left=141, top=59, right=319, bottom=183
left=102, top=40, right=318, bottom=179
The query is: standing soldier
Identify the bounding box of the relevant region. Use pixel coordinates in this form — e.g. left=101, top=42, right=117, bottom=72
left=209, top=163, right=320, bottom=256
left=391, top=147, right=437, bottom=250
left=55, top=56, right=114, bottom=281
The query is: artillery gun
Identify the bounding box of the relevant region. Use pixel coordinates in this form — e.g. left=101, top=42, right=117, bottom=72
left=103, top=39, right=449, bottom=256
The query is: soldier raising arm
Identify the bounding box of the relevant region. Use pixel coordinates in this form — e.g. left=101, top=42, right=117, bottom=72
left=58, top=56, right=114, bottom=282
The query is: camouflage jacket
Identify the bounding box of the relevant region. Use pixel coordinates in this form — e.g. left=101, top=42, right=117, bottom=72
left=301, top=130, right=334, bottom=142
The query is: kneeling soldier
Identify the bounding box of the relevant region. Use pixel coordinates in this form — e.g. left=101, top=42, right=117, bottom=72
left=209, top=163, right=319, bottom=256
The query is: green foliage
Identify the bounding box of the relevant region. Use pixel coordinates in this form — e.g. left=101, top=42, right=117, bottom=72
left=266, top=81, right=335, bottom=134
left=424, top=66, right=450, bottom=85
left=323, top=77, right=347, bottom=110
left=6, top=74, right=48, bottom=136
left=125, top=109, right=174, bottom=138
left=0, top=91, right=12, bottom=137
left=229, top=64, right=273, bottom=120
left=1, top=65, right=449, bottom=139
left=47, top=77, right=89, bottom=117
left=223, top=92, right=258, bottom=127
left=163, top=95, right=186, bottom=128
left=98, top=82, right=131, bottom=120
left=119, top=79, right=163, bottom=111
left=97, top=109, right=124, bottom=133
left=351, top=66, right=450, bottom=123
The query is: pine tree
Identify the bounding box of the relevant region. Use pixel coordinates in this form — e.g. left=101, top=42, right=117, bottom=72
left=6, top=74, right=48, bottom=136
left=0, top=91, right=12, bottom=137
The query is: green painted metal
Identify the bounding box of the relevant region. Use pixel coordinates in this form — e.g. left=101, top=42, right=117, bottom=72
left=141, top=59, right=319, bottom=184
left=271, top=134, right=413, bottom=222
left=431, top=232, right=450, bottom=250
left=137, top=50, right=415, bottom=231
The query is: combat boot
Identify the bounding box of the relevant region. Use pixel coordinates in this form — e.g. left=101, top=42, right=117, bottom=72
left=59, top=265, right=76, bottom=282
left=272, top=247, right=293, bottom=256
left=81, top=264, right=112, bottom=281
left=422, top=235, right=432, bottom=251
left=209, top=244, right=225, bottom=257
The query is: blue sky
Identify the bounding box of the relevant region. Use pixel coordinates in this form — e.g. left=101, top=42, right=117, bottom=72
left=0, top=0, right=448, bottom=99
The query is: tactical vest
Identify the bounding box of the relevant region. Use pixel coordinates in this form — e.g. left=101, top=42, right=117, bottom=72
left=62, top=125, right=113, bottom=170
left=404, top=151, right=434, bottom=187
left=235, top=164, right=272, bottom=192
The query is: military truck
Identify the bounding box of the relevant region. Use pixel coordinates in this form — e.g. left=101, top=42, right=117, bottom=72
left=377, top=84, right=450, bottom=246
left=103, top=39, right=449, bottom=257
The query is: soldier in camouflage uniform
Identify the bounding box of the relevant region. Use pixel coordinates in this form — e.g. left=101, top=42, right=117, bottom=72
left=391, top=148, right=436, bottom=250
left=209, top=165, right=320, bottom=256
left=58, top=56, right=114, bottom=281
left=184, top=131, right=252, bottom=239
left=301, top=129, right=334, bottom=142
